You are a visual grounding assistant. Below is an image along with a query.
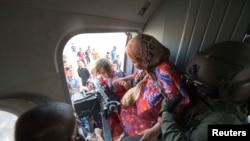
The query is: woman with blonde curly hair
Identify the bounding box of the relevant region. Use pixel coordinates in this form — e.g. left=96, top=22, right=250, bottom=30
left=94, top=58, right=130, bottom=141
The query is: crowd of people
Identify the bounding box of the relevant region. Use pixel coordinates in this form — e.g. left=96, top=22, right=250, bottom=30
left=15, top=34, right=249, bottom=141
left=63, top=44, right=124, bottom=100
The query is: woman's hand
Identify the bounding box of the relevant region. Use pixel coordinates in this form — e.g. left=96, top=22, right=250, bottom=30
left=138, top=122, right=161, bottom=141
left=113, top=80, right=131, bottom=90
left=113, top=77, right=125, bottom=84
left=138, top=128, right=158, bottom=141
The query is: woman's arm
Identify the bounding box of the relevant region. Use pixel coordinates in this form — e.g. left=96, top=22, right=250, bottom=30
left=116, top=74, right=134, bottom=81
left=112, top=74, right=134, bottom=89
left=139, top=122, right=161, bottom=141
left=161, top=111, right=187, bottom=141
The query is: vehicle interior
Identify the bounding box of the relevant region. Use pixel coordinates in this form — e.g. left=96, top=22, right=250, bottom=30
left=1, top=0, right=250, bottom=140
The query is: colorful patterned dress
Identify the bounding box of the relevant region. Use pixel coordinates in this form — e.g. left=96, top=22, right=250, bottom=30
left=120, top=61, right=190, bottom=136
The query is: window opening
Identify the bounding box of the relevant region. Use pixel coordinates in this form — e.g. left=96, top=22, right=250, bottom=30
left=62, top=32, right=129, bottom=139
left=62, top=32, right=128, bottom=101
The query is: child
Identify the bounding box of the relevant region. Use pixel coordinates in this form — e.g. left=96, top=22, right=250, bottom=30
left=94, top=58, right=130, bottom=141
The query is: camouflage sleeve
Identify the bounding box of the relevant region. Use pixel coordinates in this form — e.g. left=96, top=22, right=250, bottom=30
left=161, top=108, right=244, bottom=141
left=162, top=109, right=211, bottom=141
left=161, top=112, right=187, bottom=141
left=159, top=97, right=168, bottom=116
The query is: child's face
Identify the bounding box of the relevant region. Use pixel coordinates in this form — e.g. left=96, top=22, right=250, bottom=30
left=98, top=68, right=110, bottom=79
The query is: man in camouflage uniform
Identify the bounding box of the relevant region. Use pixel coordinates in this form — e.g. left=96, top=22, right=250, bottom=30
left=161, top=41, right=250, bottom=141
left=161, top=97, right=247, bottom=141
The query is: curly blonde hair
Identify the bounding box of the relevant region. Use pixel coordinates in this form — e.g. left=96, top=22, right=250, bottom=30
left=95, top=58, right=113, bottom=76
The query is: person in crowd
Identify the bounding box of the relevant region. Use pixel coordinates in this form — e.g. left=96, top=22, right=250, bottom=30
left=105, top=51, right=111, bottom=62
left=71, top=43, right=78, bottom=60
left=77, top=60, right=91, bottom=87
left=77, top=47, right=87, bottom=66
left=63, top=55, right=74, bottom=91
left=85, top=46, right=91, bottom=65
left=90, top=67, right=98, bottom=79
left=112, top=63, right=124, bottom=78
left=91, top=48, right=99, bottom=61
left=112, top=63, right=118, bottom=72
left=15, top=102, right=77, bottom=141
left=119, top=34, right=190, bottom=141
left=113, top=54, right=122, bottom=71
left=63, top=55, right=73, bottom=69
left=111, top=46, right=117, bottom=62
left=65, top=67, right=88, bottom=101
left=94, top=58, right=131, bottom=141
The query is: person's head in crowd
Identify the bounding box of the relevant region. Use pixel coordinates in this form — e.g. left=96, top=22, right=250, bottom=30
left=95, top=58, right=113, bottom=79
left=125, top=34, right=170, bottom=71
left=63, top=55, right=68, bottom=62
left=63, top=55, right=72, bottom=68
left=90, top=67, right=97, bottom=78
left=65, top=67, right=75, bottom=78
left=112, top=63, right=117, bottom=71
left=15, top=102, right=76, bottom=141
left=77, top=60, right=84, bottom=68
